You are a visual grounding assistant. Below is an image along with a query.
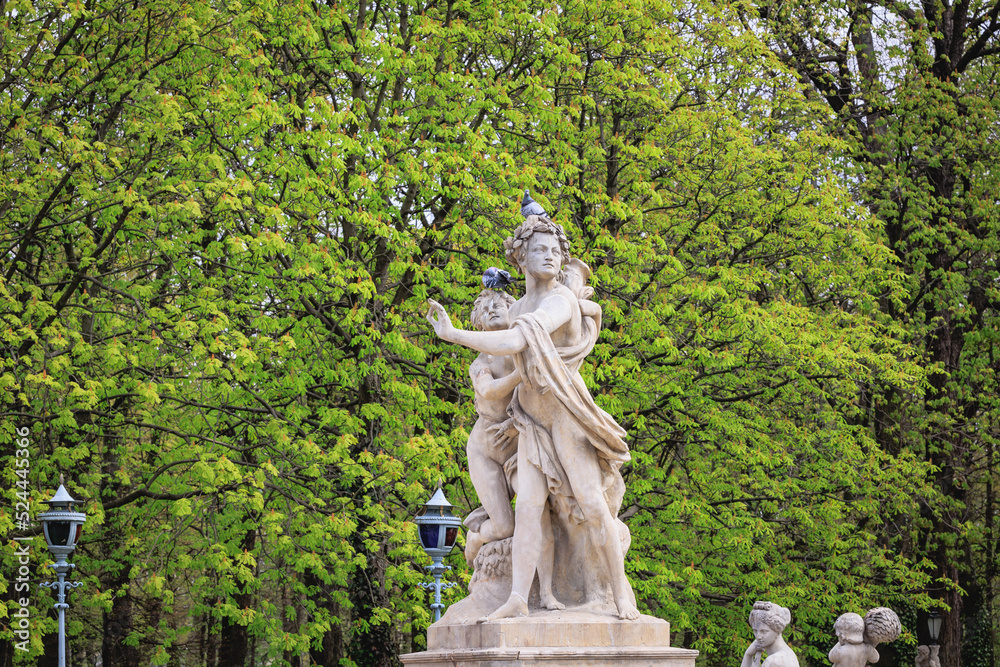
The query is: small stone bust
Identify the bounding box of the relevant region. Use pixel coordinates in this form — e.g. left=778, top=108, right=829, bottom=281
left=829, top=607, right=901, bottom=667
left=914, top=644, right=939, bottom=667
left=829, top=613, right=877, bottom=667
left=926, top=645, right=940, bottom=667
left=740, top=601, right=799, bottom=667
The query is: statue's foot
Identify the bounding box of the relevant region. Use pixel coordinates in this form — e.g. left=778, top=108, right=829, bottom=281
left=477, top=592, right=529, bottom=623
left=540, top=591, right=565, bottom=611
left=617, top=598, right=641, bottom=621
left=465, top=530, right=485, bottom=568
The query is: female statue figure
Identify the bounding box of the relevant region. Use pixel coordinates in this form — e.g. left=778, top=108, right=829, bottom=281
left=740, top=601, right=799, bottom=667
left=427, top=216, right=638, bottom=621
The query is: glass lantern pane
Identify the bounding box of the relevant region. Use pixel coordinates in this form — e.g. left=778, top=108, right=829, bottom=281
left=419, top=524, right=441, bottom=550
left=928, top=616, right=943, bottom=641
left=47, top=521, right=71, bottom=547
left=444, top=527, right=458, bottom=548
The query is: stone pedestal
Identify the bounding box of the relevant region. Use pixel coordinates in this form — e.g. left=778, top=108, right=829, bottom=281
left=401, top=610, right=699, bottom=667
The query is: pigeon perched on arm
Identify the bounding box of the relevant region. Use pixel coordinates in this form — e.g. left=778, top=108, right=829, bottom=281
left=520, top=189, right=547, bottom=217
left=482, top=267, right=513, bottom=291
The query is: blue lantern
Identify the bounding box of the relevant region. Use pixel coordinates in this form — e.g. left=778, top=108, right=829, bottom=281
left=414, top=488, right=462, bottom=621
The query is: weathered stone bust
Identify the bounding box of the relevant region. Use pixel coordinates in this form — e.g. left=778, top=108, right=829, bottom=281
left=740, top=601, right=799, bottom=667
left=829, top=607, right=901, bottom=667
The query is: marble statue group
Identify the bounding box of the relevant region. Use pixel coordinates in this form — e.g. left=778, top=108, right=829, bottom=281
left=414, top=195, right=909, bottom=667
left=422, top=202, right=907, bottom=667
left=426, top=214, right=639, bottom=622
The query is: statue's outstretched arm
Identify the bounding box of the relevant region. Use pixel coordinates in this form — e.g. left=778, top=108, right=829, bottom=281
left=427, top=299, right=528, bottom=355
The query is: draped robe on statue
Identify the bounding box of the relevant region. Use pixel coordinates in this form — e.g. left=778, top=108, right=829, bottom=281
left=507, top=311, right=629, bottom=530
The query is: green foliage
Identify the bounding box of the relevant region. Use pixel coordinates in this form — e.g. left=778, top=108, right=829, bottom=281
left=0, top=0, right=972, bottom=665
left=750, top=0, right=1000, bottom=664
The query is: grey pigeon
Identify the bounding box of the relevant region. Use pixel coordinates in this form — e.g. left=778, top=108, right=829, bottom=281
left=482, top=267, right=513, bottom=291
left=520, top=189, right=547, bottom=217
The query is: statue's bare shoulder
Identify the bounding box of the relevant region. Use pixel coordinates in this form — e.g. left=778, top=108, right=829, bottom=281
left=510, top=285, right=577, bottom=320
left=543, top=285, right=582, bottom=343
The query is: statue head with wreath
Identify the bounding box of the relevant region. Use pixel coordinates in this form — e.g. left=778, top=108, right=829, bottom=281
left=503, top=215, right=571, bottom=278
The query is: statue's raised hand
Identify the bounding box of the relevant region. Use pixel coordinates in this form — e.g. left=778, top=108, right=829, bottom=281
left=426, top=299, right=455, bottom=341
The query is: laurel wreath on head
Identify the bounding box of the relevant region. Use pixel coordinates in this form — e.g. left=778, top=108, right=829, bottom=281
left=503, top=216, right=571, bottom=275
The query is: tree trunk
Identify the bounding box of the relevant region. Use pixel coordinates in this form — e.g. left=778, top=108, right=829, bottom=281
left=101, top=432, right=142, bottom=667
left=304, top=571, right=344, bottom=667
left=102, top=580, right=141, bottom=667
left=217, top=528, right=257, bottom=667
left=346, top=529, right=400, bottom=667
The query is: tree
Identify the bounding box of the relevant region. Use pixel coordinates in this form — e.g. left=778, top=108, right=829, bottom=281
left=1, top=0, right=950, bottom=665
left=1, top=0, right=455, bottom=664
left=749, top=1, right=1000, bottom=664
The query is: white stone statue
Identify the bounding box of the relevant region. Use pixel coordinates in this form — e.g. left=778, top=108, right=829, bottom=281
left=829, top=607, right=901, bottom=667
left=461, top=287, right=561, bottom=611
left=740, top=601, right=799, bottom=667
left=915, top=645, right=929, bottom=667
left=427, top=215, right=638, bottom=621
left=561, top=257, right=603, bottom=328
left=462, top=287, right=520, bottom=564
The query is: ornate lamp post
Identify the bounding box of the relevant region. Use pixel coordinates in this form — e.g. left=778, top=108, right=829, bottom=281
left=927, top=609, right=942, bottom=646
left=38, top=483, right=86, bottom=667
left=414, top=488, right=462, bottom=622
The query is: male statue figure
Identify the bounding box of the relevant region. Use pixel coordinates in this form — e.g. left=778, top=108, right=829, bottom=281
left=427, top=216, right=639, bottom=621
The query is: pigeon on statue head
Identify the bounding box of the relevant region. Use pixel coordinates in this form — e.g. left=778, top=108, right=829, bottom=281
left=482, top=267, right=513, bottom=291
left=520, top=189, right=547, bottom=218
